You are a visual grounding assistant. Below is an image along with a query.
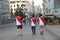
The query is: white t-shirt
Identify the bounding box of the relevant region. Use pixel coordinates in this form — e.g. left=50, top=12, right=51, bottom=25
left=16, top=18, right=21, bottom=25
left=31, top=19, right=36, bottom=26
left=39, top=17, right=44, bottom=26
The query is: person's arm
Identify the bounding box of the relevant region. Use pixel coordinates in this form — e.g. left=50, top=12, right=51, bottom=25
left=44, top=17, right=46, bottom=25
left=38, top=18, right=39, bottom=24
left=35, top=18, right=37, bottom=25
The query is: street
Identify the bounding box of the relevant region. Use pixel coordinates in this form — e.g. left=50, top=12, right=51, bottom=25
left=0, top=22, right=60, bottom=40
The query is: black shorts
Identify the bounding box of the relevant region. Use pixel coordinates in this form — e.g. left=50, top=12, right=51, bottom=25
left=17, top=25, right=22, bottom=29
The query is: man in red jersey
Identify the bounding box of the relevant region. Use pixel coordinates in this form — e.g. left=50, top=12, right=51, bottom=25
left=39, top=14, right=45, bottom=35
left=16, top=15, right=23, bottom=36
left=31, top=15, right=36, bottom=35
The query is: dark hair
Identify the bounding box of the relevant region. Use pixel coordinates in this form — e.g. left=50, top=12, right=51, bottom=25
left=17, top=13, right=22, bottom=16
left=39, top=14, right=42, bottom=16
left=32, top=13, right=34, bottom=17
left=17, top=14, right=20, bottom=16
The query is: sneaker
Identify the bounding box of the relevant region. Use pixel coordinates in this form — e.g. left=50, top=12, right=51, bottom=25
left=32, top=32, right=35, bottom=35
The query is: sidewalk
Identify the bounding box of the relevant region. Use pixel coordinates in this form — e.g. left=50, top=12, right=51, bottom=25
left=0, top=22, right=15, bottom=28
left=46, top=25, right=60, bottom=37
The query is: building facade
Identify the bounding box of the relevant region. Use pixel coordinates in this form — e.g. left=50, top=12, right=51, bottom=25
left=34, top=5, right=41, bottom=14
left=10, top=0, right=33, bottom=15
left=54, top=0, right=60, bottom=15
left=43, top=0, right=60, bottom=16
left=0, top=0, right=10, bottom=24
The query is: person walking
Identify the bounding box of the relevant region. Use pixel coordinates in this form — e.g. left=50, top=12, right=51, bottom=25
left=16, top=15, right=23, bottom=36
left=23, top=17, right=26, bottom=25
left=39, top=14, right=45, bottom=35
left=31, top=15, right=36, bottom=35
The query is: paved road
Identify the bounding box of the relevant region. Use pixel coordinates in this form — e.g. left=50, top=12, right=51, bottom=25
left=0, top=22, right=60, bottom=40
left=46, top=25, right=60, bottom=40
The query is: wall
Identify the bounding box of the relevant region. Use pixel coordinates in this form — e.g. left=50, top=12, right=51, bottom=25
left=0, top=0, right=10, bottom=25
left=54, top=0, right=60, bottom=14
left=47, top=0, right=54, bottom=13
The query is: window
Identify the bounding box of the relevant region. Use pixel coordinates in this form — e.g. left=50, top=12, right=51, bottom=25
left=21, top=4, right=25, bottom=7
left=14, top=9, right=16, bottom=11
left=2, top=0, right=6, bottom=2
left=17, top=4, right=19, bottom=7
left=11, top=5, right=12, bottom=7
left=55, top=10, right=58, bottom=13
left=0, top=3, right=1, bottom=8
left=17, top=1, right=20, bottom=3
left=10, top=1, right=15, bottom=3
left=47, top=9, right=50, bottom=13
left=14, top=5, right=15, bottom=7
left=48, top=0, right=50, bottom=2
left=48, top=9, right=50, bottom=13
left=11, top=8, right=13, bottom=11
left=1, top=3, right=3, bottom=8
left=0, top=0, right=2, bottom=1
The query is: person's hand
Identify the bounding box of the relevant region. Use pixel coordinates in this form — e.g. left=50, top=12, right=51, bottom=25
left=44, top=22, right=46, bottom=25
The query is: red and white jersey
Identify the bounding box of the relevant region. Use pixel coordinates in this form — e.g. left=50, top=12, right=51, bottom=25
left=39, top=16, right=45, bottom=25
left=31, top=17, right=36, bottom=26
left=16, top=16, right=23, bottom=25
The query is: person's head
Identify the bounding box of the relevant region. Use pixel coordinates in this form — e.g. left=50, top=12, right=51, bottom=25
left=17, top=14, right=20, bottom=16
left=32, top=15, right=34, bottom=17
left=17, top=13, right=22, bottom=16
left=39, top=14, right=42, bottom=17
left=32, top=13, right=35, bottom=17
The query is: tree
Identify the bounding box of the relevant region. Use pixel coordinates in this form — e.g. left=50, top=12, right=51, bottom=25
left=15, top=7, right=25, bottom=19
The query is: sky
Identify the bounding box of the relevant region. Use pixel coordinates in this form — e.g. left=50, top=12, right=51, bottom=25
left=28, top=0, right=43, bottom=8
left=33, top=0, right=43, bottom=8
